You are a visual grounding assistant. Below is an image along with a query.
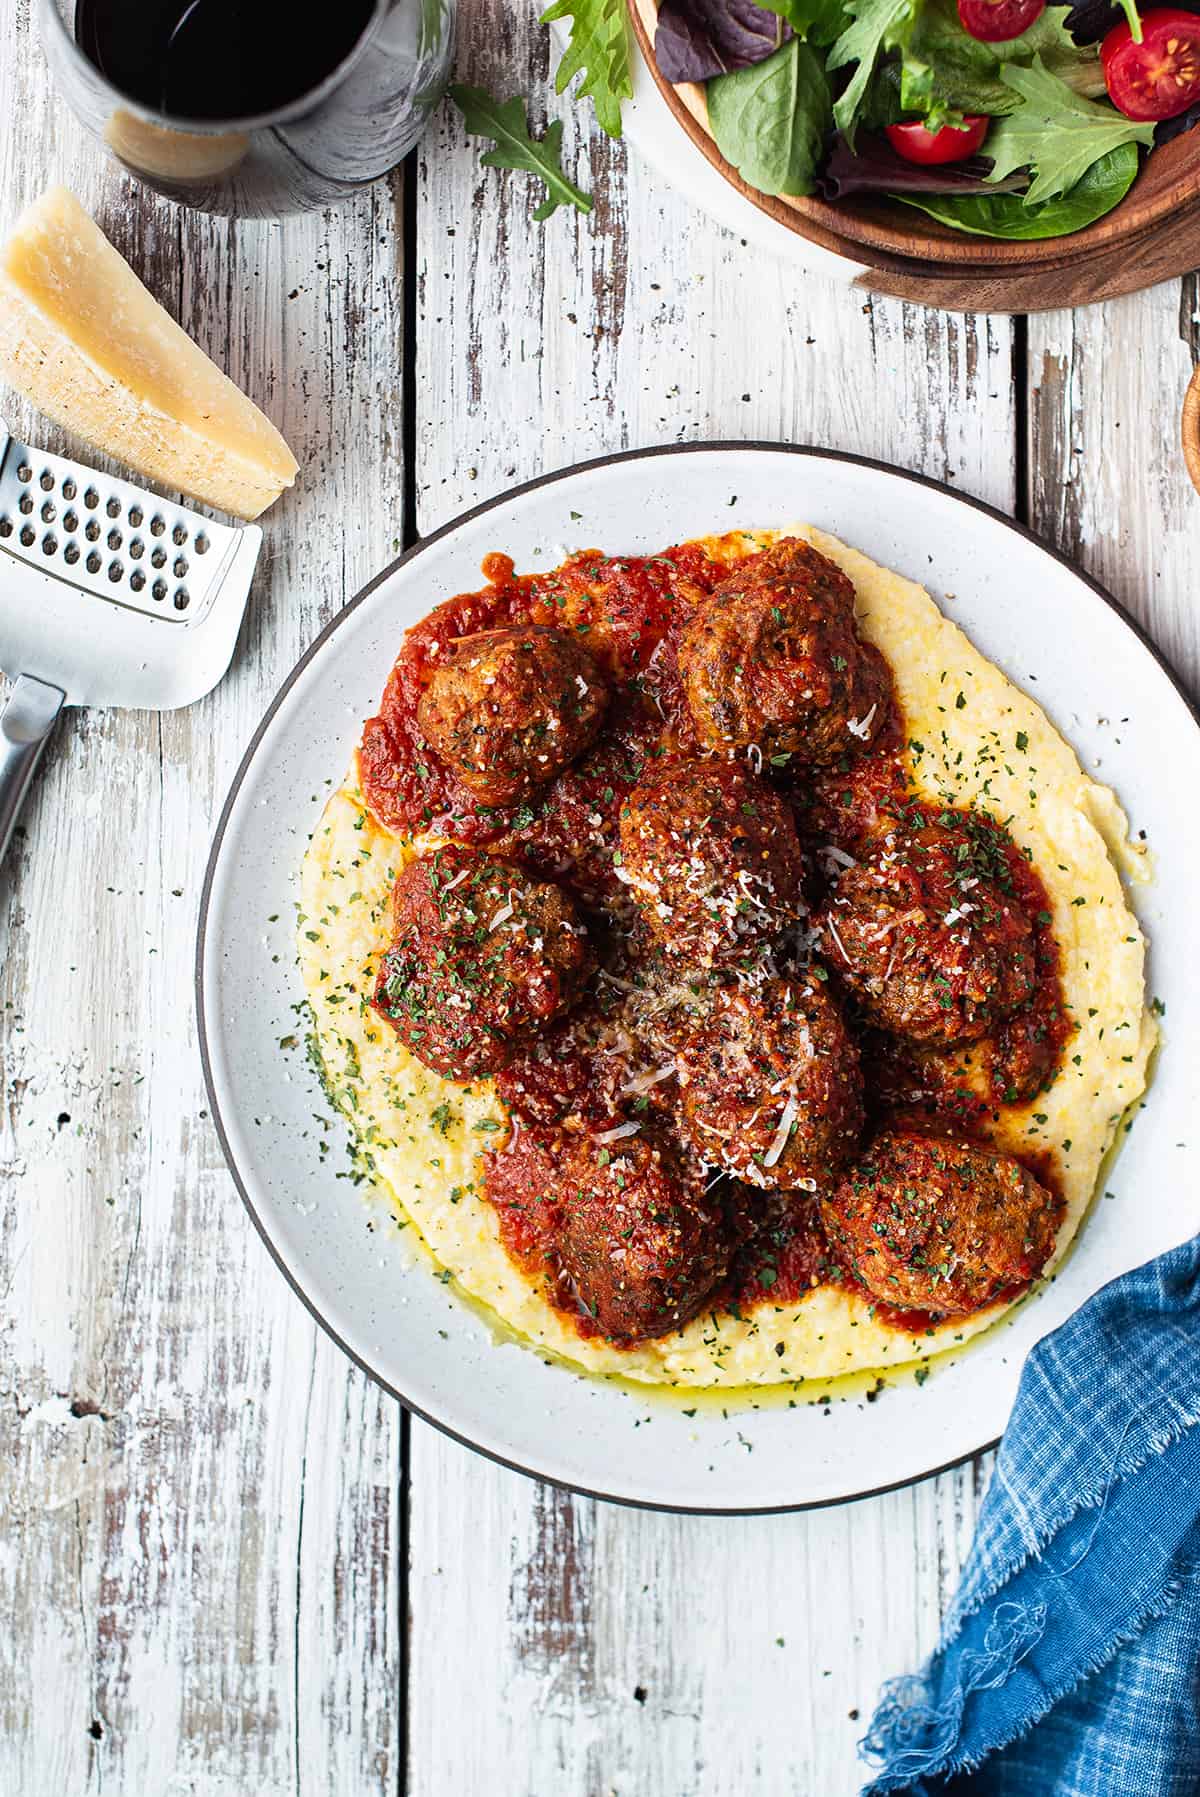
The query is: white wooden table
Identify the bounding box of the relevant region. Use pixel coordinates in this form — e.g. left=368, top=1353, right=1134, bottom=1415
left=3, top=3, right=1199, bottom=1791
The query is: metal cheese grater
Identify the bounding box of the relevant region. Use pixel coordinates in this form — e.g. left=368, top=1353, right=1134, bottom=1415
left=0, top=422, right=262, bottom=864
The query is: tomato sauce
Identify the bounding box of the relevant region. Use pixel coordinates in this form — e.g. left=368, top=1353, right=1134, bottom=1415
left=359, top=542, right=1074, bottom=1348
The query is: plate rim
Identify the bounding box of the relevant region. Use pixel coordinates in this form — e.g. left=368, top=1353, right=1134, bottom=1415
left=196, top=440, right=1199, bottom=1515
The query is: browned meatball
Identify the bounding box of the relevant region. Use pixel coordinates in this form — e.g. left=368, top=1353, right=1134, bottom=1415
left=371, top=844, right=590, bottom=1080
left=556, top=1132, right=734, bottom=1342
left=819, top=815, right=1038, bottom=1048
left=821, top=1129, right=1061, bottom=1317
left=673, top=970, right=864, bottom=1189
left=617, top=758, right=806, bottom=962
left=417, top=625, right=607, bottom=806
left=678, top=539, right=889, bottom=764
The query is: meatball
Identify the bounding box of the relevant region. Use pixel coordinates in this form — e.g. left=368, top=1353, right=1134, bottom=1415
left=556, top=1132, right=733, bottom=1342
left=673, top=970, right=864, bottom=1189
left=677, top=539, right=889, bottom=764
left=819, top=816, right=1038, bottom=1047
left=417, top=624, right=607, bottom=806
left=822, top=1129, right=1061, bottom=1316
left=617, top=758, right=806, bottom=962
left=371, top=844, right=590, bottom=1080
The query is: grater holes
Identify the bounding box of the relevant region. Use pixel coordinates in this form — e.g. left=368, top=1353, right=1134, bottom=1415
left=128, top=504, right=143, bottom=528
left=173, top=555, right=188, bottom=579
left=130, top=568, right=145, bottom=592
left=42, top=533, right=57, bottom=556
left=39, top=470, right=54, bottom=491
left=174, top=587, right=189, bottom=611
left=85, top=519, right=100, bottom=543
left=19, top=525, right=34, bottom=547
left=84, top=486, right=99, bottom=510
left=151, top=546, right=167, bottom=569
left=63, top=509, right=79, bottom=534
left=86, top=551, right=101, bottom=574
left=107, top=528, right=123, bottom=552
left=152, top=578, right=167, bottom=601
left=105, top=497, right=120, bottom=519
left=18, top=493, right=33, bottom=515
left=130, top=538, right=144, bottom=560
left=108, top=560, right=124, bottom=583
left=195, top=532, right=209, bottom=555
left=0, top=517, right=11, bottom=538
left=64, top=542, right=79, bottom=565
left=150, top=515, right=166, bottom=537
left=17, top=463, right=31, bottom=483
left=61, top=478, right=76, bottom=501
left=172, top=523, right=187, bottom=546
left=40, top=500, right=56, bottom=524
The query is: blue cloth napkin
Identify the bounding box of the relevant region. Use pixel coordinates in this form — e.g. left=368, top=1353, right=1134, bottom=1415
left=860, top=1235, right=1200, bottom=1797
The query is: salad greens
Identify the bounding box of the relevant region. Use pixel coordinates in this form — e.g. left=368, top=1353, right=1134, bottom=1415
left=894, top=0, right=1099, bottom=130
left=540, top=0, right=634, bottom=138
left=983, top=57, right=1153, bottom=198
left=898, top=137, right=1140, bottom=228
left=643, top=0, right=1198, bottom=239
left=829, top=0, right=920, bottom=142
left=708, top=39, right=833, bottom=192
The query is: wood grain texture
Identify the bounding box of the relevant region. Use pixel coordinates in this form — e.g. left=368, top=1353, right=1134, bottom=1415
left=1027, top=289, right=1200, bottom=695
left=0, top=8, right=405, bottom=1792
left=409, top=6, right=1013, bottom=1794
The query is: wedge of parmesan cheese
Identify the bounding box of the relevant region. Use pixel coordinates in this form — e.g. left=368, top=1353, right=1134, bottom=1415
left=0, top=186, right=298, bottom=520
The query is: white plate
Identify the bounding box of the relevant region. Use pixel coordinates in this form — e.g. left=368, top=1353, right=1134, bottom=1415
left=198, top=446, right=1200, bottom=1513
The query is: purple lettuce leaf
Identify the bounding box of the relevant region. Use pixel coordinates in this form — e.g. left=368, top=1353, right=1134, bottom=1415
left=654, top=0, right=791, bottom=84
left=1061, top=0, right=1200, bottom=43
left=816, top=131, right=1030, bottom=198
left=1156, top=100, right=1200, bottom=145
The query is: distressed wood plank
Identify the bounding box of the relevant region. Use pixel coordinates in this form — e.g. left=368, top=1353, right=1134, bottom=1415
left=409, top=6, right=1016, bottom=1792
left=0, top=9, right=405, bottom=1790
left=1027, top=284, right=1200, bottom=696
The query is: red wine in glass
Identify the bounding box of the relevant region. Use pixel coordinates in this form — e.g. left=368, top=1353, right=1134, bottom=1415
left=43, top=0, right=454, bottom=214
left=73, top=0, right=379, bottom=120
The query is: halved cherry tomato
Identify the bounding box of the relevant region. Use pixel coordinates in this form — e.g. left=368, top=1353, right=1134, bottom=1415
left=957, top=0, right=1045, bottom=41
left=1102, top=8, right=1200, bottom=119
left=885, top=116, right=991, bottom=163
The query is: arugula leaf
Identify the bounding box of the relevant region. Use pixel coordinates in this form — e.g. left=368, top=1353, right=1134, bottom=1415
left=708, top=37, right=833, bottom=193
left=449, top=86, right=593, bottom=221
left=759, top=0, right=849, bottom=46
left=898, top=0, right=1101, bottom=130
left=898, top=140, right=1140, bottom=234
left=542, top=0, right=633, bottom=138
left=985, top=57, right=1153, bottom=203
left=828, top=0, right=920, bottom=143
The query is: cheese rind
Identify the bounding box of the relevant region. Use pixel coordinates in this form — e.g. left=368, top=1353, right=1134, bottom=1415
left=0, top=186, right=298, bottom=520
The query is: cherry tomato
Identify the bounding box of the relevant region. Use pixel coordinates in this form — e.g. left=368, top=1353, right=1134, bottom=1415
left=957, top=0, right=1045, bottom=41
left=885, top=115, right=991, bottom=163
left=1102, top=8, right=1200, bottom=119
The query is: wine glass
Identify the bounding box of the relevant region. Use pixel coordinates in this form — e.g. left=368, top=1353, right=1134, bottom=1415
left=38, top=0, right=455, bottom=217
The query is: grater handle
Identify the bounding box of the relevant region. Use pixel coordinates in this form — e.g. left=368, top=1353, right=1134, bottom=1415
left=0, top=675, right=65, bottom=867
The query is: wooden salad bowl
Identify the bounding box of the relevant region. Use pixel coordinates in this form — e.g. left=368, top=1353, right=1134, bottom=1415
left=628, top=0, right=1200, bottom=281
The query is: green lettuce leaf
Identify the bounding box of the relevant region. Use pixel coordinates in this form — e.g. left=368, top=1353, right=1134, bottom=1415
left=449, top=86, right=593, bottom=220
left=541, top=0, right=633, bottom=139
left=986, top=57, right=1154, bottom=202
left=828, top=0, right=921, bottom=143
left=759, top=0, right=850, bottom=47
left=898, top=139, right=1140, bottom=234
left=708, top=38, right=833, bottom=194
